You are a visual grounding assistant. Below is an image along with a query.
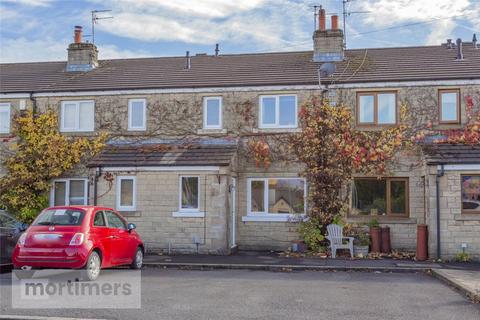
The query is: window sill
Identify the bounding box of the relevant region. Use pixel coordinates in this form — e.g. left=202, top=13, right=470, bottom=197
left=119, top=211, right=141, bottom=217
left=172, top=211, right=205, bottom=218
left=455, top=214, right=480, bottom=221
left=197, top=129, right=227, bottom=135
left=242, top=214, right=305, bottom=222
left=347, top=215, right=416, bottom=224
left=253, top=128, right=300, bottom=133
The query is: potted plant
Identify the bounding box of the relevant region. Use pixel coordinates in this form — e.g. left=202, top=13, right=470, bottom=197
left=353, top=229, right=370, bottom=258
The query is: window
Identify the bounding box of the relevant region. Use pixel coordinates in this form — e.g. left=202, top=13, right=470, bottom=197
left=247, top=178, right=306, bottom=215
left=179, top=176, right=199, bottom=211
left=203, top=97, right=222, bottom=129
left=51, top=179, right=88, bottom=206
left=34, top=209, right=85, bottom=226
left=128, top=99, right=147, bottom=131
left=105, top=211, right=127, bottom=229
left=259, top=95, right=297, bottom=128
left=461, top=175, right=480, bottom=213
left=357, top=92, right=397, bottom=125
left=60, top=100, right=94, bottom=132
left=116, top=176, right=136, bottom=211
left=352, top=178, right=409, bottom=217
left=93, top=211, right=106, bottom=227
left=0, top=103, right=11, bottom=134
left=439, top=89, right=460, bottom=124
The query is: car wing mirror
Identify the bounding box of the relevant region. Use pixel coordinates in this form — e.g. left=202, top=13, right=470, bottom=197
left=127, top=223, right=136, bottom=233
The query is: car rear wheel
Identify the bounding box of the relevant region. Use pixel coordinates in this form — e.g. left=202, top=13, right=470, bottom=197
left=84, top=251, right=101, bottom=281
left=130, top=247, right=143, bottom=269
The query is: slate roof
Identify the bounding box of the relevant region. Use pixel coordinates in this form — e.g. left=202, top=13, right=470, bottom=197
left=87, top=143, right=237, bottom=167
left=423, top=144, right=480, bottom=164
left=1, top=43, right=479, bottom=94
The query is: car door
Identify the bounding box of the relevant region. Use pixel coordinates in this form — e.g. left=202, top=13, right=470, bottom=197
left=90, top=210, right=111, bottom=266
left=104, top=210, right=132, bottom=264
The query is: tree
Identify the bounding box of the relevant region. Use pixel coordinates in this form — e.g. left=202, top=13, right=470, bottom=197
left=0, top=110, right=106, bottom=222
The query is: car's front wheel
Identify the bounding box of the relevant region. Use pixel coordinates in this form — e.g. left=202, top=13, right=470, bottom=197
left=84, top=251, right=101, bottom=281
left=130, top=247, right=143, bottom=270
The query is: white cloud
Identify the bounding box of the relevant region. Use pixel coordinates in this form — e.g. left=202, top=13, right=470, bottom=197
left=91, top=0, right=312, bottom=50
left=0, top=37, right=149, bottom=63
left=353, top=0, right=479, bottom=45
left=2, top=0, right=53, bottom=7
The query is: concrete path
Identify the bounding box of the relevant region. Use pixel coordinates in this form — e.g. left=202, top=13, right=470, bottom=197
left=432, top=269, right=480, bottom=303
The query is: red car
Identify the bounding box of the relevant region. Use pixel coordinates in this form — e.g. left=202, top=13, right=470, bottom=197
left=12, top=206, right=144, bottom=280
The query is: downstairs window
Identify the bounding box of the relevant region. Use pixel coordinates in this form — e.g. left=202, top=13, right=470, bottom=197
left=461, top=175, right=480, bottom=214
left=248, top=178, right=306, bottom=215
left=352, top=178, right=409, bottom=217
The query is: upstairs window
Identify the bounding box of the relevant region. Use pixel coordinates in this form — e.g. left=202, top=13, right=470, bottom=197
left=357, top=92, right=396, bottom=125
left=128, top=99, right=147, bottom=131
left=439, top=89, right=460, bottom=124
left=260, top=95, right=297, bottom=128
left=60, top=100, right=94, bottom=132
left=0, top=103, right=11, bottom=134
left=203, top=97, right=222, bottom=129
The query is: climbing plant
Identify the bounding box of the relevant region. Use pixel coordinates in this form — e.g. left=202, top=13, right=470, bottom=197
left=0, top=110, right=106, bottom=222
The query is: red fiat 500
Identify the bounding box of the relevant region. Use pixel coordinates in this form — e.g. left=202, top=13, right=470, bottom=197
left=12, top=206, right=144, bottom=280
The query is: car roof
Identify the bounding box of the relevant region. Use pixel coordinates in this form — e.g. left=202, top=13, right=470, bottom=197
left=46, top=205, right=115, bottom=212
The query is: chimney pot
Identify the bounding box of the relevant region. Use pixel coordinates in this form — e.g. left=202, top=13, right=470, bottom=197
left=319, top=8, right=326, bottom=31
left=74, top=26, right=82, bottom=44
left=185, top=51, right=191, bottom=69
left=456, top=38, right=463, bottom=60
left=473, top=34, right=478, bottom=49
left=331, top=15, right=339, bottom=30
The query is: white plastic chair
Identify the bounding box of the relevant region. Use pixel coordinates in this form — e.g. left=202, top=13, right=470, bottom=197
left=326, top=224, right=354, bottom=258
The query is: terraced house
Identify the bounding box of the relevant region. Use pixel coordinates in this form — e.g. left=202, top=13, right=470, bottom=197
left=1, top=14, right=479, bottom=260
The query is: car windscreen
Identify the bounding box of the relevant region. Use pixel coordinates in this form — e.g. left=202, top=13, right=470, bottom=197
left=33, top=209, right=85, bottom=226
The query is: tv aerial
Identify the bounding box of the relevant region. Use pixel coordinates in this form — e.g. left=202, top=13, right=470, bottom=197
left=91, top=9, right=113, bottom=44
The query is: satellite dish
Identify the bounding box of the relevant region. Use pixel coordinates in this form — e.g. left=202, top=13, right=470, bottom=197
left=319, top=62, right=336, bottom=78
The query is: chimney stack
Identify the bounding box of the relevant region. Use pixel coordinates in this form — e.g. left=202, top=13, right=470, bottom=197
left=66, top=26, right=98, bottom=72
left=456, top=38, right=464, bottom=60
left=313, top=9, right=344, bottom=62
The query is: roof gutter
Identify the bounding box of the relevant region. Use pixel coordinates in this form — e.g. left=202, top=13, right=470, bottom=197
left=435, top=164, right=445, bottom=259
left=2, top=79, right=480, bottom=99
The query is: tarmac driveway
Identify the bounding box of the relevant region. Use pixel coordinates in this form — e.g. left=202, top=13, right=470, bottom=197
left=0, top=268, right=479, bottom=320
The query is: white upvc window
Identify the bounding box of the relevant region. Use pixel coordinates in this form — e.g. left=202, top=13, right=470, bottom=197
left=128, top=98, right=147, bottom=131
left=179, top=176, right=200, bottom=212
left=60, top=100, right=94, bottom=132
left=244, top=177, right=306, bottom=221
left=203, top=97, right=222, bottom=129
left=116, top=176, right=136, bottom=211
left=259, top=95, right=297, bottom=128
left=0, top=103, right=11, bottom=134
left=50, top=179, right=88, bottom=206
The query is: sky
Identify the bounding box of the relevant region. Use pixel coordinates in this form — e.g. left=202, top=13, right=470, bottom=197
left=0, top=0, right=479, bottom=63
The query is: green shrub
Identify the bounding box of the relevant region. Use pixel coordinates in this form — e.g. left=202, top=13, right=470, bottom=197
left=298, top=217, right=325, bottom=252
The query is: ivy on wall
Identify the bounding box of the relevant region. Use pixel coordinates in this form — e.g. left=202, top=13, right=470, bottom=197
left=0, top=110, right=106, bottom=222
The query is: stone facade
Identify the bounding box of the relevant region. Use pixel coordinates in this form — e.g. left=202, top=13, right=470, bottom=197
left=1, top=83, right=479, bottom=257
left=426, top=167, right=480, bottom=261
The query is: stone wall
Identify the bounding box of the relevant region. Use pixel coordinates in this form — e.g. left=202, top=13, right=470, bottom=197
left=426, top=167, right=480, bottom=261
left=92, top=169, right=231, bottom=254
